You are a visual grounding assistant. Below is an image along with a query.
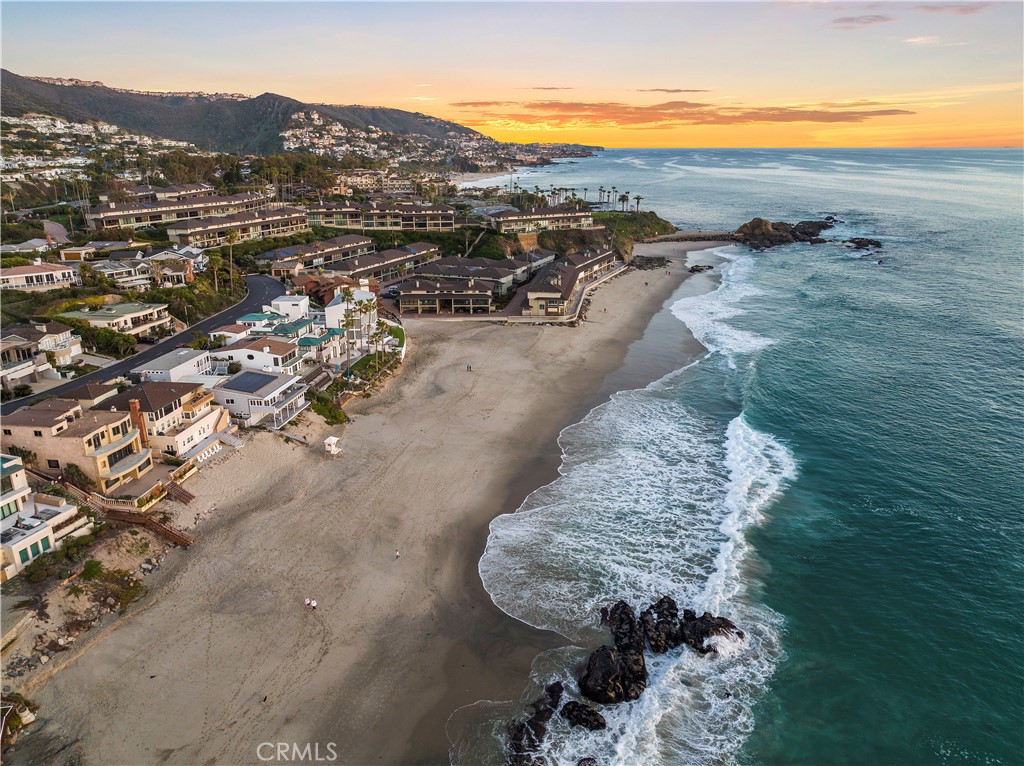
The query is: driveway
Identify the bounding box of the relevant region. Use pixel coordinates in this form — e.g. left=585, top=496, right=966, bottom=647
left=1, top=274, right=286, bottom=416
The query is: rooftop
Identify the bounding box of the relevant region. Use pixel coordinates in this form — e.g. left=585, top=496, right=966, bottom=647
left=133, top=348, right=209, bottom=371
left=101, top=381, right=204, bottom=413
left=59, top=301, right=168, bottom=321
left=219, top=370, right=295, bottom=398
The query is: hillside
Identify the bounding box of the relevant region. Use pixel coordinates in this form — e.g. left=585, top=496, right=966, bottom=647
left=0, top=70, right=480, bottom=153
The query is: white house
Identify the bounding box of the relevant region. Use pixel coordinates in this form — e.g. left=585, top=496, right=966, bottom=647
left=132, top=348, right=212, bottom=382
left=214, top=338, right=303, bottom=376
left=212, top=370, right=309, bottom=429
left=264, top=295, right=310, bottom=322
left=0, top=261, right=80, bottom=292
left=324, top=288, right=377, bottom=351
left=1, top=454, right=91, bottom=582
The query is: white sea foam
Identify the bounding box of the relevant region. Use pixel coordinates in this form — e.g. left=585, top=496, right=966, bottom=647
left=471, top=249, right=795, bottom=765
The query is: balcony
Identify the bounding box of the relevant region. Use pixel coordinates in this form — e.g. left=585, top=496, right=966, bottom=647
left=90, top=427, right=140, bottom=459
left=182, top=391, right=215, bottom=415
left=99, top=448, right=152, bottom=480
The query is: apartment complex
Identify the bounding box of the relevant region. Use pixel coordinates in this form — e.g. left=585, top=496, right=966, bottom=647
left=2, top=399, right=154, bottom=492
left=396, top=278, right=493, bottom=315
left=306, top=202, right=456, bottom=232
left=166, top=207, right=309, bottom=247
left=260, top=234, right=375, bottom=277
left=326, top=242, right=440, bottom=282
left=86, top=192, right=269, bottom=231
left=488, top=207, right=594, bottom=234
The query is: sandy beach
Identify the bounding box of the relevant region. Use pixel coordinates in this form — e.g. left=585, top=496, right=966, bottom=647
left=11, top=242, right=729, bottom=766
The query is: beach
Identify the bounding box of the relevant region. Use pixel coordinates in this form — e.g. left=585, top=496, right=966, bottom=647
left=12, top=242, right=728, bottom=766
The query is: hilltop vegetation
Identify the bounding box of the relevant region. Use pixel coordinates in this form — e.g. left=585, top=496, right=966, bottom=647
left=1, top=69, right=480, bottom=154
left=539, top=211, right=676, bottom=260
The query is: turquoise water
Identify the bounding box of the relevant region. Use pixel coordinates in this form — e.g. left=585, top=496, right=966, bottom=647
left=466, top=149, right=1023, bottom=765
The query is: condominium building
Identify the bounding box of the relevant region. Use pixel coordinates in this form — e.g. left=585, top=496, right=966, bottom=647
left=1, top=399, right=154, bottom=493
left=166, top=207, right=309, bottom=247
left=487, top=207, right=594, bottom=234
left=59, top=302, right=175, bottom=339
left=98, top=182, right=215, bottom=204
left=86, top=192, right=270, bottom=231
left=306, top=202, right=456, bottom=232
left=396, top=278, right=493, bottom=315
left=326, top=243, right=440, bottom=282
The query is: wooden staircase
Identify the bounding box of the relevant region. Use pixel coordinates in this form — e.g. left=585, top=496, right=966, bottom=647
left=164, top=481, right=195, bottom=504
left=103, top=508, right=195, bottom=547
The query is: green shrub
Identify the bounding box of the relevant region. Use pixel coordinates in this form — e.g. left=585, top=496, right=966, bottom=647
left=80, top=559, right=104, bottom=581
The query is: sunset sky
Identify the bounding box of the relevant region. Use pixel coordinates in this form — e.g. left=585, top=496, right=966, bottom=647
left=2, top=1, right=1022, bottom=148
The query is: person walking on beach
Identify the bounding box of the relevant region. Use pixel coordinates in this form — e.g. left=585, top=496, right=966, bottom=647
left=395, top=549, right=401, bottom=560
left=304, top=597, right=311, bottom=609
left=310, top=599, right=317, bottom=611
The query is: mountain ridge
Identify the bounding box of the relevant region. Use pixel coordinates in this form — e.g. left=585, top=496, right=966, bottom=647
left=1, top=69, right=481, bottom=153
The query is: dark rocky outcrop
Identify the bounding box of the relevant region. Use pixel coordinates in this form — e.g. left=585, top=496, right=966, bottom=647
left=507, top=681, right=564, bottom=765
left=679, top=609, right=745, bottom=654
left=560, top=701, right=607, bottom=731
left=640, top=595, right=683, bottom=653
left=846, top=237, right=882, bottom=250
left=688, top=264, right=713, bottom=273
left=579, top=601, right=648, bottom=704
left=632, top=255, right=668, bottom=270
left=735, top=217, right=835, bottom=249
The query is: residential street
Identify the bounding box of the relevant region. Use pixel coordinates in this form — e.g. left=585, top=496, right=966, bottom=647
left=1, top=274, right=286, bottom=416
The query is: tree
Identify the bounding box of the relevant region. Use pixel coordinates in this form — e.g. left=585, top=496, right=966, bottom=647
left=618, top=193, right=630, bottom=212
left=207, top=253, right=222, bottom=292
left=63, top=463, right=95, bottom=492
left=225, top=228, right=239, bottom=293
left=634, top=195, right=643, bottom=212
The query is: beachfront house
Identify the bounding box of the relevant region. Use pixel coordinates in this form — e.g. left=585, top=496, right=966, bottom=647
left=211, top=370, right=309, bottom=429
left=395, top=278, right=493, bottom=315
left=214, top=338, right=303, bottom=376
left=101, top=382, right=230, bottom=461
left=1, top=453, right=90, bottom=582
left=1, top=399, right=154, bottom=493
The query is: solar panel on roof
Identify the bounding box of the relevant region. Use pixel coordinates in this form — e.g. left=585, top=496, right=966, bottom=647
left=229, top=371, right=278, bottom=394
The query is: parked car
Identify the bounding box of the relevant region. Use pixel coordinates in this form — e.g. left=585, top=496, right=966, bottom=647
left=137, top=336, right=159, bottom=345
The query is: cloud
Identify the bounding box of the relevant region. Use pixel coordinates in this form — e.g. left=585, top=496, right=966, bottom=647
left=904, top=35, right=941, bottom=45
left=450, top=97, right=915, bottom=131
left=831, top=14, right=894, bottom=28
left=518, top=86, right=575, bottom=91
left=636, top=88, right=710, bottom=93
left=407, top=96, right=435, bottom=101
left=416, top=83, right=431, bottom=88
left=915, top=3, right=990, bottom=14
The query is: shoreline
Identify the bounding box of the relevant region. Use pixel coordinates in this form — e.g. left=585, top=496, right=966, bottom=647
left=9, top=241, right=731, bottom=766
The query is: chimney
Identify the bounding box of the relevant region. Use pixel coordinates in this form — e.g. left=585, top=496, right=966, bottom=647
left=263, top=346, right=271, bottom=354
left=129, top=399, right=148, bottom=447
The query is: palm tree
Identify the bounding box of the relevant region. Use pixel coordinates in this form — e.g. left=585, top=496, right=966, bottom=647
left=356, top=298, right=377, bottom=352
left=598, top=186, right=606, bottom=205
left=207, top=253, right=222, bottom=292
left=225, top=227, right=239, bottom=293
left=618, top=193, right=630, bottom=211
left=611, top=187, right=618, bottom=209
left=582, top=187, right=588, bottom=202
left=634, top=195, right=643, bottom=212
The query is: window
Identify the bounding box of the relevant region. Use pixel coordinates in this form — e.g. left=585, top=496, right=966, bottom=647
left=225, top=398, right=235, bottom=405
left=2, top=428, right=10, bottom=436
left=41, top=537, right=51, bottom=551
left=1, top=501, right=19, bottom=520
left=33, top=430, right=42, bottom=437
left=19, top=549, right=29, bottom=564
left=30, top=542, right=40, bottom=557
left=47, top=459, right=59, bottom=469
left=247, top=354, right=255, bottom=360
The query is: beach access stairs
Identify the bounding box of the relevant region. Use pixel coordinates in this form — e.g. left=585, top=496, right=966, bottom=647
left=58, top=481, right=196, bottom=547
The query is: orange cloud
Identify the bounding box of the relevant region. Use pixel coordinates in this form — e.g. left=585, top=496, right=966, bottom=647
left=450, top=99, right=914, bottom=131
left=915, top=3, right=991, bottom=14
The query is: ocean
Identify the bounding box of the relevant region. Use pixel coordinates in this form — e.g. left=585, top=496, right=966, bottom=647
left=457, top=148, right=1023, bottom=765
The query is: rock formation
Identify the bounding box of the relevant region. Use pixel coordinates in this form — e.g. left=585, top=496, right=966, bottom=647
left=579, top=601, right=648, bottom=704
left=507, top=681, right=564, bottom=765
left=560, top=701, right=607, bottom=731
left=735, top=217, right=834, bottom=249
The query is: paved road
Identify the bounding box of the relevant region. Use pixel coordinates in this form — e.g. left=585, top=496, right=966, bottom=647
left=1, top=275, right=286, bottom=416
left=43, top=220, right=71, bottom=244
